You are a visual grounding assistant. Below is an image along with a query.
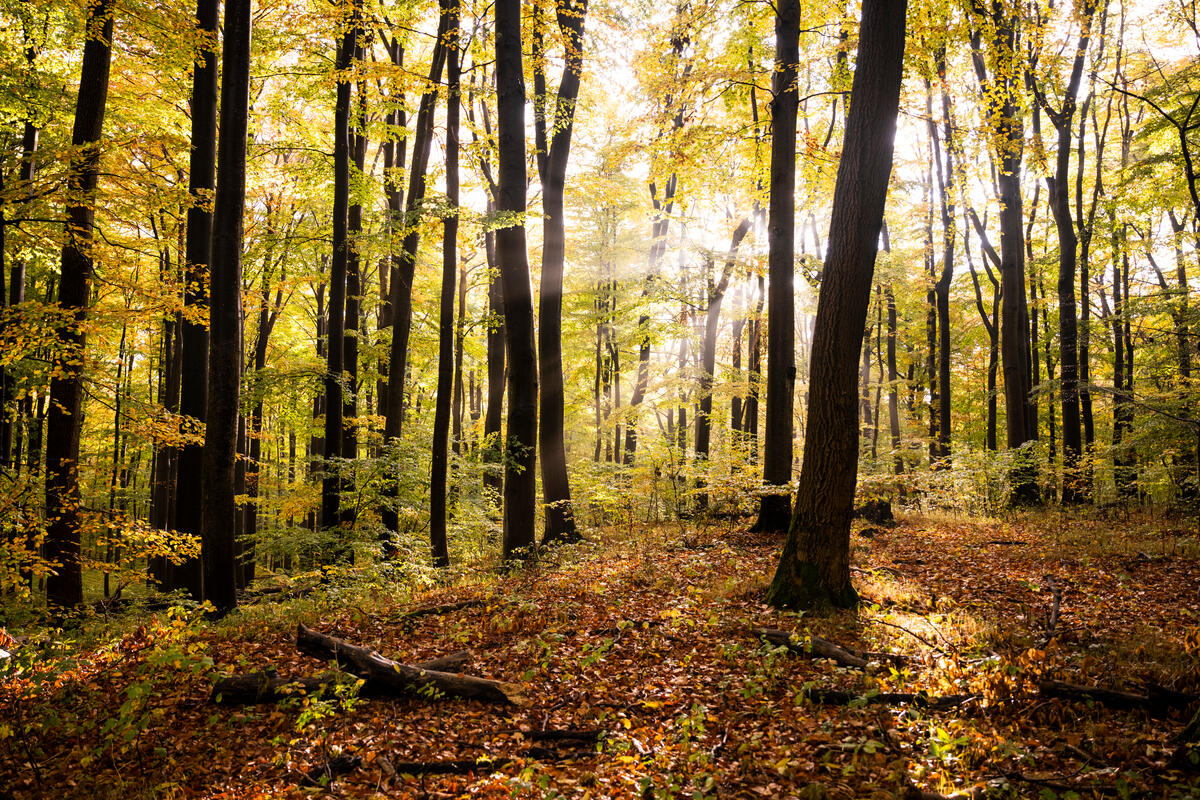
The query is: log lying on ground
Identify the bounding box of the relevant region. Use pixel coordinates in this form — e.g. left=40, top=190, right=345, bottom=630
left=803, top=687, right=973, bottom=710
left=1039, top=679, right=1196, bottom=715
left=754, top=627, right=909, bottom=669
left=297, top=623, right=518, bottom=704
left=212, top=651, right=471, bottom=705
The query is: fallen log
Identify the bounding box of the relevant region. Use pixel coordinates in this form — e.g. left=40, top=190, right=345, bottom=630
left=1038, top=679, right=1196, bottom=715
left=211, top=651, right=472, bottom=705
left=296, top=623, right=519, bottom=704
left=753, top=627, right=910, bottom=669
left=802, top=687, right=973, bottom=710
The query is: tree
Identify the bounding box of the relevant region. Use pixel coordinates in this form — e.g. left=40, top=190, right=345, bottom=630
left=968, top=0, right=1039, bottom=504
left=534, top=0, right=589, bottom=546
left=430, top=0, right=460, bottom=568
left=44, top=0, right=116, bottom=608
left=202, top=0, right=252, bottom=614
left=767, top=0, right=907, bottom=611
left=752, top=0, right=800, bottom=533
left=1028, top=0, right=1102, bottom=503
left=495, top=0, right=538, bottom=558
left=168, top=0, right=219, bottom=598
left=321, top=0, right=358, bottom=537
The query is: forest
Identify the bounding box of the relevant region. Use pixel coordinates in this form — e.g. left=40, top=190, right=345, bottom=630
left=2, top=0, right=1200, bottom=796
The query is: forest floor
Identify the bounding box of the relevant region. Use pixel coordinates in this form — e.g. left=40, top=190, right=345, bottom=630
left=4, top=509, right=1200, bottom=799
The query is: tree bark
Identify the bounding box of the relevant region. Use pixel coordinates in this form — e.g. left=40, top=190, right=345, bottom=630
left=431, top=0, right=459, bottom=569
left=536, top=0, right=588, bottom=546
left=381, top=13, right=449, bottom=535
left=766, top=0, right=906, bottom=611
left=482, top=202, right=505, bottom=499
left=752, top=0, right=800, bottom=533
left=495, top=0, right=538, bottom=559
left=202, top=0, right=252, bottom=614
left=169, top=0, right=219, bottom=598
left=45, top=0, right=115, bottom=608
left=321, top=3, right=357, bottom=537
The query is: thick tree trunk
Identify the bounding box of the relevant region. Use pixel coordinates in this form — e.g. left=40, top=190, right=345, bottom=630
left=766, top=0, right=905, bottom=611
left=495, top=0, right=538, bottom=559
left=45, top=0, right=115, bottom=608
left=201, top=0, right=252, bottom=614
left=537, top=0, right=588, bottom=546
left=430, top=0, right=459, bottom=569
left=753, top=0, right=800, bottom=533
left=170, top=0, right=219, bottom=598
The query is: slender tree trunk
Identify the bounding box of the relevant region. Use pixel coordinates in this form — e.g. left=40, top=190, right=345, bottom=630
left=381, top=12, right=449, bottom=535
left=430, top=0, right=458, bottom=569
left=482, top=203, right=505, bottom=499
left=45, top=0, right=115, bottom=609
left=452, top=261, right=467, bottom=456
left=171, top=0, right=219, bottom=597
left=536, top=0, right=588, bottom=545
left=322, top=5, right=356, bottom=536
left=201, top=0, right=251, bottom=614
left=341, top=58, right=366, bottom=533
left=496, top=0, right=538, bottom=559
left=886, top=286, right=903, bottom=474
left=378, top=36, right=405, bottom=426
left=969, top=0, right=1037, bottom=503
left=930, top=57, right=956, bottom=466
left=753, top=0, right=800, bottom=533
left=767, top=0, right=906, bottom=610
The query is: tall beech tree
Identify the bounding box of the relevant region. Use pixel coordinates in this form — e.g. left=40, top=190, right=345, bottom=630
left=321, top=0, right=358, bottom=536
left=752, top=0, right=800, bottom=534
left=202, top=0, right=252, bottom=613
left=1029, top=0, right=1101, bottom=503
left=430, top=0, right=459, bottom=569
left=533, top=0, right=589, bottom=546
left=495, top=0, right=538, bottom=558
left=44, top=0, right=115, bottom=608
left=166, top=0, right=220, bottom=598
left=381, top=10, right=450, bottom=537
left=968, top=0, right=1038, bottom=503
left=767, top=0, right=906, bottom=610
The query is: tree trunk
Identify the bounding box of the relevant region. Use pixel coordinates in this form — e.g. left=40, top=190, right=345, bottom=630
left=321, top=6, right=356, bottom=536
left=381, top=13, right=449, bottom=535
left=695, top=219, right=751, bottom=509
left=45, top=0, right=115, bottom=609
left=430, top=0, right=459, bottom=569
left=766, top=0, right=906, bottom=611
left=753, top=0, right=800, bottom=533
left=170, top=0, right=219, bottom=598
left=482, top=204, right=505, bottom=499
left=969, top=0, right=1038, bottom=503
left=495, top=0, right=538, bottom=559
left=201, top=0, right=252, bottom=614
left=341, top=54, right=366, bottom=532
left=536, top=0, right=588, bottom=546
left=885, top=285, right=903, bottom=474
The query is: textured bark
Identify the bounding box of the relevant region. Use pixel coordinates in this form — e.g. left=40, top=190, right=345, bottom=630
left=966, top=211, right=1001, bottom=452
left=495, top=0, right=538, bottom=558
left=766, top=0, right=906, bottom=611
left=536, top=0, right=588, bottom=546
left=928, top=59, right=956, bottom=466
left=202, top=0, right=252, bottom=614
left=430, top=0, right=459, bottom=569
left=45, top=0, right=115, bottom=608
left=752, top=0, right=800, bottom=533
left=171, top=0, right=219, bottom=598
